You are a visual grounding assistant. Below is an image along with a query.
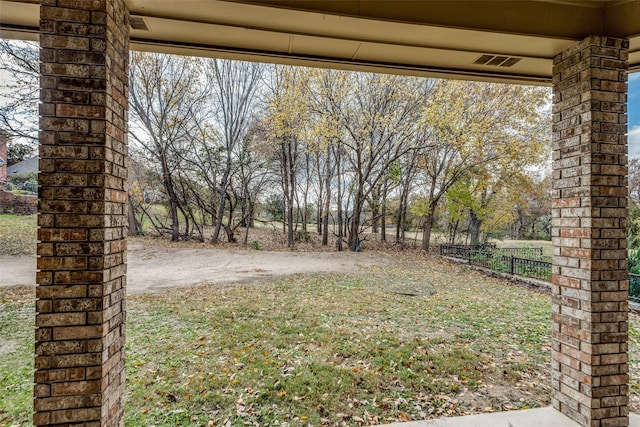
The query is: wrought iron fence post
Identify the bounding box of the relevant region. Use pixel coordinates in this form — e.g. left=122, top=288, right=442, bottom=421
left=510, top=257, right=515, bottom=275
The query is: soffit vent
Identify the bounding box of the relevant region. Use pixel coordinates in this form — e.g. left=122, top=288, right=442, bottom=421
left=473, top=54, right=522, bottom=67
left=130, top=16, right=149, bottom=31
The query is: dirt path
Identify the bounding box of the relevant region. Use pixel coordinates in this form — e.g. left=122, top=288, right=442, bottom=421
left=0, top=240, right=392, bottom=293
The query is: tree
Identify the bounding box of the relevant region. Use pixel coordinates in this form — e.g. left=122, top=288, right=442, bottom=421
left=207, top=59, right=264, bottom=243
left=395, top=149, right=421, bottom=244
left=129, top=52, right=208, bottom=241
left=0, top=40, right=39, bottom=142
left=6, top=141, right=35, bottom=166
left=307, top=69, right=346, bottom=247
left=322, top=72, right=430, bottom=250
left=416, top=80, right=550, bottom=250
left=629, top=158, right=640, bottom=207
left=262, top=65, right=312, bottom=247
left=0, top=40, right=39, bottom=164
left=511, top=173, right=551, bottom=240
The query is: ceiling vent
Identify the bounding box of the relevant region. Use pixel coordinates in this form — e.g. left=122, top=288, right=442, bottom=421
left=130, top=16, right=149, bottom=31
left=473, top=54, right=522, bottom=67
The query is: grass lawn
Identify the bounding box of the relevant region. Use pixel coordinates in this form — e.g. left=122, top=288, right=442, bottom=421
left=0, top=254, right=574, bottom=426
left=1, top=217, right=638, bottom=425
left=0, top=214, right=37, bottom=256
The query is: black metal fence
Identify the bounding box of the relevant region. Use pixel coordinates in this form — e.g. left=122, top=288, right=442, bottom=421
left=440, top=244, right=551, bottom=282
left=511, top=257, right=552, bottom=282
left=440, top=244, right=496, bottom=260
left=442, top=245, right=640, bottom=304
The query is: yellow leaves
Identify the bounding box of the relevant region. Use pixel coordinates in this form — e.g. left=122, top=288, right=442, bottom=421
left=264, top=65, right=313, bottom=144
left=410, top=198, right=432, bottom=218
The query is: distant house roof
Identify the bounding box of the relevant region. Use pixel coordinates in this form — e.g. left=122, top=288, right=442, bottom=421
left=7, top=155, right=38, bottom=176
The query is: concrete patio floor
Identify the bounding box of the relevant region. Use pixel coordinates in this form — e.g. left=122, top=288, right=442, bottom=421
left=381, top=407, right=640, bottom=427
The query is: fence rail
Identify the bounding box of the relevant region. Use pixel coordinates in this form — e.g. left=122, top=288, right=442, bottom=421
left=440, top=244, right=496, bottom=260
left=512, top=257, right=552, bottom=281
left=441, top=244, right=551, bottom=281
left=442, top=244, right=640, bottom=302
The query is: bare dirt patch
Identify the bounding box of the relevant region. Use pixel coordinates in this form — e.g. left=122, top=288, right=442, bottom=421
left=0, top=236, right=395, bottom=293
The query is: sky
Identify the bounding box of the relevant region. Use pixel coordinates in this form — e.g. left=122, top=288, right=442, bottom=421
left=629, top=72, right=640, bottom=158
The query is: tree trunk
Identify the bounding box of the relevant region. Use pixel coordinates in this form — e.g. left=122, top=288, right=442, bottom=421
left=380, top=180, right=388, bottom=243
left=350, top=200, right=361, bottom=251
left=243, top=220, right=250, bottom=245
left=514, top=204, right=524, bottom=239
left=212, top=164, right=231, bottom=243
left=287, top=149, right=295, bottom=247
left=349, top=184, right=367, bottom=252
left=449, top=218, right=459, bottom=244
left=240, top=196, right=248, bottom=228
left=421, top=212, right=435, bottom=251
left=335, top=145, right=343, bottom=251
left=322, top=204, right=329, bottom=245
left=160, top=155, right=180, bottom=242
left=179, top=204, right=190, bottom=238
left=469, top=211, right=482, bottom=246
left=302, top=152, right=310, bottom=232
left=421, top=178, right=440, bottom=251
left=372, top=210, right=379, bottom=234
left=248, top=200, right=255, bottom=228
left=371, top=186, right=379, bottom=235
left=322, top=145, right=332, bottom=246
left=127, top=195, right=140, bottom=235
left=397, top=182, right=410, bottom=244
left=380, top=202, right=386, bottom=242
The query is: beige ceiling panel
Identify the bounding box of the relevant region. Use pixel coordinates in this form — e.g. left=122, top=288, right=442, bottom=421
left=1, top=0, right=636, bottom=83
left=0, top=0, right=38, bottom=39
left=630, top=36, right=640, bottom=72
left=238, top=0, right=606, bottom=39
left=133, top=17, right=292, bottom=54
left=128, top=0, right=575, bottom=59
left=127, top=0, right=245, bottom=24
left=262, top=12, right=574, bottom=59
left=630, top=51, right=640, bottom=73
left=289, top=35, right=361, bottom=59
left=0, top=0, right=38, bottom=27
left=354, top=43, right=551, bottom=83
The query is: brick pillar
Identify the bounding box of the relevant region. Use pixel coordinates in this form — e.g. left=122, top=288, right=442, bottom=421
left=551, top=36, right=629, bottom=427
left=35, top=1, right=129, bottom=426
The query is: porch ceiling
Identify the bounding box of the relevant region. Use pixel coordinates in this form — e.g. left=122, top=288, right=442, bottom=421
left=0, top=0, right=639, bottom=85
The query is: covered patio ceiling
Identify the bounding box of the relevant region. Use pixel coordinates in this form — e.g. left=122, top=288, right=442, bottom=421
left=0, top=0, right=639, bottom=85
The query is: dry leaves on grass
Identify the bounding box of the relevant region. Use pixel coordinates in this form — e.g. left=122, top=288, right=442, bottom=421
left=123, top=256, right=558, bottom=426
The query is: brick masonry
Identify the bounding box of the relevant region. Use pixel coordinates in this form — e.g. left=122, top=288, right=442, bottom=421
left=0, top=189, right=37, bottom=214
left=551, top=36, right=629, bottom=427
left=36, top=0, right=129, bottom=426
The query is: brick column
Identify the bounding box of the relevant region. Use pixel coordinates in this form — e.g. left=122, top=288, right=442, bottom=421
left=551, top=36, right=629, bottom=427
left=35, top=1, right=129, bottom=426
